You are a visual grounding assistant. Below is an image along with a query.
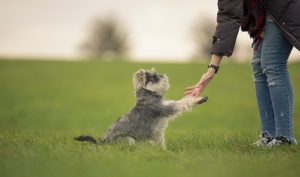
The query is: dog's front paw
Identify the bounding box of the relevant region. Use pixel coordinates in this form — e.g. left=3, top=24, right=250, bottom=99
left=197, top=96, right=208, bottom=104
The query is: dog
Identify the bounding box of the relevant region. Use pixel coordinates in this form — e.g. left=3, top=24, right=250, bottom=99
left=75, top=68, right=207, bottom=149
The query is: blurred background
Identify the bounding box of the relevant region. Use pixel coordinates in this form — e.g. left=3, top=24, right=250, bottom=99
left=0, top=0, right=299, bottom=62
left=1, top=2, right=300, bottom=176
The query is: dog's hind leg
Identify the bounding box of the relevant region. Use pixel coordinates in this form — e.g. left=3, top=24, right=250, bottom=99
left=116, top=136, right=136, bottom=145
left=158, top=135, right=167, bottom=149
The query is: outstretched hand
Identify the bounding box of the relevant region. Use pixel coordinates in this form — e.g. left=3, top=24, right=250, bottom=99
left=183, top=71, right=215, bottom=98
left=184, top=54, right=222, bottom=98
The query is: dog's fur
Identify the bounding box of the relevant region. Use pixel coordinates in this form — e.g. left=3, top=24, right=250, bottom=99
left=75, top=68, right=207, bottom=148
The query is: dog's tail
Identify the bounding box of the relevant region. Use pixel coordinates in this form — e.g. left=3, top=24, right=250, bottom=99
left=74, top=135, right=100, bottom=144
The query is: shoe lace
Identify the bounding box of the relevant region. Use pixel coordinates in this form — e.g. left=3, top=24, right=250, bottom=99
left=253, top=132, right=273, bottom=147
left=267, top=134, right=291, bottom=147
left=267, top=139, right=282, bottom=147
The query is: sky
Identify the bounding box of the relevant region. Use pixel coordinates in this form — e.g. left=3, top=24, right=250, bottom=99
left=0, top=0, right=299, bottom=62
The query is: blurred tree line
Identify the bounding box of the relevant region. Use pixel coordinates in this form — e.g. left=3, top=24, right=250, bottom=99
left=190, top=18, right=217, bottom=60
left=79, top=15, right=130, bottom=60
left=80, top=14, right=230, bottom=61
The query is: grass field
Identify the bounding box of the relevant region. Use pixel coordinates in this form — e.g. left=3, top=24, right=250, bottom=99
left=0, top=59, right=299, bottom=177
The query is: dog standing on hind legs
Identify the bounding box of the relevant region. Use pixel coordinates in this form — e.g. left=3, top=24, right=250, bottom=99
left=75, top=68, right=208, bottom=149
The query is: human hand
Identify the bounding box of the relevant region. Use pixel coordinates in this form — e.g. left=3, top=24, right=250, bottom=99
left=184, top=54, right=221, bottom=98
left=183, top=70, right=215, bottom=98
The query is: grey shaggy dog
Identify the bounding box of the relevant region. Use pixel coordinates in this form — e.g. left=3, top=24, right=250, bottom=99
left=75, top=68, right=208, bottom=148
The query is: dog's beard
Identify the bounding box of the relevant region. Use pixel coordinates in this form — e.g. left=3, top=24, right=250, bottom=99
left=145, top=74, right=169, bottom=95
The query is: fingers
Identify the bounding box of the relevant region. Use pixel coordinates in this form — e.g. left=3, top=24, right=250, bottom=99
left=184, top=85, right=200, bottom=97
left=184, top=72, right=214, bottom=98
left=193, top=86, right=202, bottom=97
left=183, top=90, right=195, bottom=96
left=184, top=80, right=207, bottom=97
left=183, top=85, right=202, bottom=98
left=185, top=85, right=196, bottom=90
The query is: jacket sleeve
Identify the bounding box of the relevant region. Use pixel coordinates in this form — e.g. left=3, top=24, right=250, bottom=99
left=211, top=0, right=243, bottom=57
left=263, top=0, right=300, bottom=51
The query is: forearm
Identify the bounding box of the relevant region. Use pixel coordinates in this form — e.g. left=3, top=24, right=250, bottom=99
left=207, top=54, right=222, bottom=74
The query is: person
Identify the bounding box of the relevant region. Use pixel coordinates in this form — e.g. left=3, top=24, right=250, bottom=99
left=184, top=0, right=299, bottom=146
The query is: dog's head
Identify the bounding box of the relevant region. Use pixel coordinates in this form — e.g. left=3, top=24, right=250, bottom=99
left=133, top=68, right=169, bottom=95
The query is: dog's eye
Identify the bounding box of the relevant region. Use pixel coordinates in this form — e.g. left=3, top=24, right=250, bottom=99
left=153, top=75, right=159, bottom=81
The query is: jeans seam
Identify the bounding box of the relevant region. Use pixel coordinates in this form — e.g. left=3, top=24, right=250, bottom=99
left=271, top=32, right=291, bottom=137
left=271, top=33, right=292, bottom=137
left=274, top=68, right=291, bottom=137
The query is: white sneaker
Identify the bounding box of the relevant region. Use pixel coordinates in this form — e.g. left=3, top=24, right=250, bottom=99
left=252, top=132, right=272, bottom=147
left=266, top=134, right=291, bottom=147
left=266, top=138, right=282, bottom=147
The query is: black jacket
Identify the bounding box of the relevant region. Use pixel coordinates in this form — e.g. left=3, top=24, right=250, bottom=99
left=211, top=0, right=300, bottom=57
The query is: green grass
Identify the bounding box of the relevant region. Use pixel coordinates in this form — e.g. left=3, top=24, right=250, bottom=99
left=0, top=59, right=300, bottom=177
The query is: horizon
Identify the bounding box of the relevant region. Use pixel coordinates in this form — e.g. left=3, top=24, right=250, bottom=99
left=0, top=0, right=299, bottom=62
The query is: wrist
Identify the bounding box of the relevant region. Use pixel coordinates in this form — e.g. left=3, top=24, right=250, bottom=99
left=208, top=63, right=219, bottom=73
left=207, top=67, right=216, bottom=76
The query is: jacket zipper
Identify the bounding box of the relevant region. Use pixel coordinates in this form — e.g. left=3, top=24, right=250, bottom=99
left=260, top=0, right=300, bottom=46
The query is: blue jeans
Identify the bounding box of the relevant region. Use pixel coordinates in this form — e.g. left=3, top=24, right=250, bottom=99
left=251, top=13, right=297, bottom=144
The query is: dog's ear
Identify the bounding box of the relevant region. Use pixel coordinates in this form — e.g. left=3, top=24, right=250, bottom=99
left=150, top=68, right=156, bottom=73
left=133, top=69, right=146, bottom=90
